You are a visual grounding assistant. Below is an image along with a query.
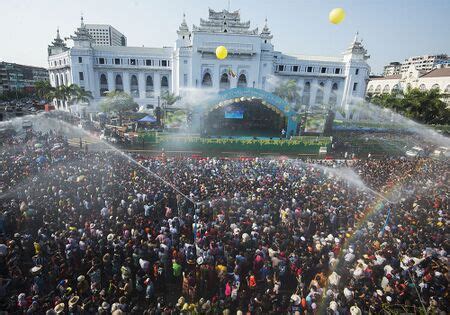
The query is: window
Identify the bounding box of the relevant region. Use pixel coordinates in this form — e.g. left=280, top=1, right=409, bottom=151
left=146, top=60, right=152, bottom=66
left=202, top=72, right=212, bottom=87
left=183, top=60, right=188, bottom=64
left=78, top=57, right=83, bottom=63
left=375, top=85, right=382, bottom=93
left=99, top=74, right=108, bottom=96
left=278, top=65, right=284, bottom=71
left=219, top=73, right=230, bottom=91
left=183, top=74, right=188, bottom=87
left=262, top=76, right=266, bottom=90
left=146, top=76, right=154, bottom=97
left=114, top=58, right=120, bottom=65
left=161, top=60, right=167, bottom=67
left=293, top=66, right=299, bottom=72
left=115, top=74, right=123, bottom=91
left=130, top=59, right=136, bottom=66
left=59, top=60, right=61, bottom=65
left=130, top=75, right=139, bottom=97
left=353, top=82, right=358, bottom=92
left=161, top=76, right=169, bottom=90
left=335, top=68, right=341, bottom=74
left=321, top=67, right=327, bottom=73
left=431, top=84, right=440, bottom=91
left=302, top=82, right=311, bottom=105
left=383, top=85, right=390, bottom=94
left=237, top=74, right=247, bottom=88
left=307, top=66, right=313, bottom=73
left=355, top=68, right=359, bottom=75
left=79, top=72, right=84, bottom=81
left=99, top=58, right=105, bottom=64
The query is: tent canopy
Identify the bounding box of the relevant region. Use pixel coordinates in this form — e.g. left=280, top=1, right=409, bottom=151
left=138, top=115, right=157, bottom=123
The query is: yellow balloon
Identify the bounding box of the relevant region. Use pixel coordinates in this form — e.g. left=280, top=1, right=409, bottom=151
left=329, top=8, right=346, bottom=24
left=216, top=46, right=228, bottom=60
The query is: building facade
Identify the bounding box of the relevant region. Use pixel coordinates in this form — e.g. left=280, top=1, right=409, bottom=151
left=0, top=61, right=48, bottom=95
left=48, top=9, right=370, bottom=116
left=367, top=66, right=450, bottom=105
left=383, top=62, right=401, bottom=76
left=85, top=24, right=127, bottom=47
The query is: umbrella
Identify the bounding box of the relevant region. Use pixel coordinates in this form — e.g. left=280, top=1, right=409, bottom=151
left=138, top=115, right=157, bottom=123
left=36, top=156, right=47, bottom=164
left=34, top=143, right=43, bottom=148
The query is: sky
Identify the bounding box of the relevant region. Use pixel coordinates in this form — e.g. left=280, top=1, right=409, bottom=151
left=1, top=0, right=449, bottom=74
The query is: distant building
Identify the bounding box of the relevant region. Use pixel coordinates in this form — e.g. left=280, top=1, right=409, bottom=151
left=48, top=10, right=370, bottom=118
left=383, top=62, right=401, bottom=76
left=367, top=65, right=450, bottom=105
left=401, top=54, right=448, bottom=73
left=0, top=61, right=48, bottom=94
left=85, top=24, right=127, bottom=46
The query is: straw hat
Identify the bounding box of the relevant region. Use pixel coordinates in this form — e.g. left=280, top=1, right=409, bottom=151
left=68, top=295, right=79, bottom=307
left=54, top=303, right=65, bottom=314
left=350, top=305, right=362, bottom=315
left=290, top=294, right=301, bottom=305
left=31, top=265, right=43, bottom=275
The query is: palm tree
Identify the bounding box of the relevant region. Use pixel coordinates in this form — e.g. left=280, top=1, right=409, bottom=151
left=160, top=91, right=181, bottom=127
left=34, top=80, right=55, bottom=102
left=274, top=80, right=301, bottom=105
left=99, top=91, right=139, bottom=126
left=69, top=84, right=93, bottom=105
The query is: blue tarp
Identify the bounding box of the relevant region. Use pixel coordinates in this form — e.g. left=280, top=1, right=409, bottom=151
left=138, top=115, right=157, bottom=123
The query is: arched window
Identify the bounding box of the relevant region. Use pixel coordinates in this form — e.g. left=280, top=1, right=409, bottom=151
left=201, top=72, right=212, bottom=87
left=375, top=85, right=382, bottom=94
left=130, top=75, right=139, bottom=98
left=382, top=85, right=390, bottom=94
left=445, top=85, right=450, bottom=94
left=237, top=74, right=247, bottom=88
left=419, top=84, right=426, bottom=92
left=115, top=74, right=123, bottom=91
left=55, top=74, right=59, bottom=87
left=367, top=85, right=374, bottom=93
left=302, top=82, right=311, bottom=105
left=406, top=83, right=412, bottom=91
left=146, top=75, right=154, bottom=98
left=65, top=73, right=69, bottom=85
left=99, top=74, right=108, bottom=96
left=392, top=84, right=399, bottom=92
left=431, top=84, right=440, bottom=91
left=329, top=82, right=338, bottom=106
left=161, top=76, right=169, bottom=91
left=315, top=82, right=325, bottom=104
left=219, top=73, right=230, bottom=91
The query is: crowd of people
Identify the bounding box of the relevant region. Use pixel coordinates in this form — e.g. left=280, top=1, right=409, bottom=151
left=0, top=123, right=448, bottom=314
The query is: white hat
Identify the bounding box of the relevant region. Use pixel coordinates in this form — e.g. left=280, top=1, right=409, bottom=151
left=329, top=301, right=338, bottom=311
left=107, top=234, right=115, bottom=242
left=77, top=275, right=85, bottom=282
left=350, top=305, right=362, bottom=315
left=54, top=303, right=65, bottom=314
left=290, top=294, right=301, bottom=305
left=386, top=296, right=392, bottom=302
left=197, top=257, right=204, bottom=265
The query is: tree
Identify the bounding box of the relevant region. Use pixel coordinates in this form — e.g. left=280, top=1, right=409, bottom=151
left=99, top=91, right=139, bottom=126
left=69, top=84, right=93, bottom=105
left=274, top=79, right=301, bottom=106
left=369, top=87, right=450, bottom=125
left=52, top=85, right=74, bottom=107
left=34, top=80, right=55, bottom=102
left=161, top=91, right=181, bottom=106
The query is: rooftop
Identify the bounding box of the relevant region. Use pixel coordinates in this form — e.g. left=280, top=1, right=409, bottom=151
left=370, top=74, right=401, bottom=80
left=420, top=67, right=450, bottom=78
left=93, top=46, right=172, bottom=56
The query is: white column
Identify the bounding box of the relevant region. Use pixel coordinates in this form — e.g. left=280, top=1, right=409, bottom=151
left=309, top=78, right=318, bottom=106
left=138, top=72, right=146, bottom=99
left=323, top=80, right=332, bottom=106
left=123, top=72, right=131, bottom=94
left=154, top=72, right=161, bottom=99
left=107, top=72, right=114, bottom=92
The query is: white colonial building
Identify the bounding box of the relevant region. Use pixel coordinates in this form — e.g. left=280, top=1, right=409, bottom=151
left=367, top=66, right=450, bottom=105
left=48, top=9, right=370, bottom=115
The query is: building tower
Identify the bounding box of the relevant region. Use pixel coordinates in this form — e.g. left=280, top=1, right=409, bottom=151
left=341, top=33, right=370, bottom=119
left=70, top=16, right=95, bottom=48
left=176, top=13, right=191, bottom=48
left=48, top=28, right=68, bottom=56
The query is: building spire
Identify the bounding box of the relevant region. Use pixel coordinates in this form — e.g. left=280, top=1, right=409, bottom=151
left=81, top=14, right=85, bottom=27
left=56, top=27, right=61, bottom=39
